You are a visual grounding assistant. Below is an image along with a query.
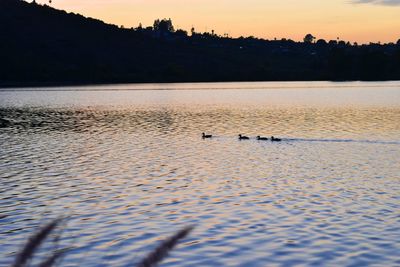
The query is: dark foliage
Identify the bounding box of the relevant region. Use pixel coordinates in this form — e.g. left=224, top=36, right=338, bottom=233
left=136, top=226, right=194, bottom=267
left=12, top=217, right=193, bottom=267
left=0, top=0, right=399, bottom=87
left=303, top=34, right=316, bottom=44
left=12, top=218, right=64, bottom=267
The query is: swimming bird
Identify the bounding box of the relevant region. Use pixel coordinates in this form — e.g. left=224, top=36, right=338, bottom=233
left=271, top=136, right=282, bottom=142
left=202, top=133, right=212, bottom=139
left=0, top=118, right=12, bottom=128
left=257, top=136, right=269, bottom=141
left=238, top=134, right=250, bottom=140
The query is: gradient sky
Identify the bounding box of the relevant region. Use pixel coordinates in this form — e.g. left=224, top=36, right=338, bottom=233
left=34, top=0, right=400, bottom=43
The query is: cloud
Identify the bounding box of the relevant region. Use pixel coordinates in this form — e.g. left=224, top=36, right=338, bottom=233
left=352, top=0, right=400, bottom=6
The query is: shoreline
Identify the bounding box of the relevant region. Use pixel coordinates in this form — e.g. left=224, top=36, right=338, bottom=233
left=1, top=78, right=399, bottom=89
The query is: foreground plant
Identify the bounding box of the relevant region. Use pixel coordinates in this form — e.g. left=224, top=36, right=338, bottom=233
left=136, top=226, right=194, bottom=267
left=12, top=218, right=194, bottom=267
left=12, top=218, right=66, bottom=267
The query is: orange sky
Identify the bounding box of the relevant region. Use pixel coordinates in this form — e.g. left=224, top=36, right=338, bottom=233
left=34, top=0, right=400, bottom=43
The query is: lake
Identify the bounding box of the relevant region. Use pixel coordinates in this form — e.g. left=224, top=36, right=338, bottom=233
left=1, top=81, right=400, bottom=267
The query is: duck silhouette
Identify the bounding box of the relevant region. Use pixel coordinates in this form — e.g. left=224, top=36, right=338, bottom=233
left=271, top=136, right=282, bottom=142
left=202, top=133, right=212, bottom=139
left=257, top=136, right=269, bottom=141
left=0, top=118, right=12, bottom=128
left=238, top=134, right=250, bottom=140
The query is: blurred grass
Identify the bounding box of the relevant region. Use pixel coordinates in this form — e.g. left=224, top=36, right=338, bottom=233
left=11, top=218, right=193, bottom=267
left=12, top=218, right=65, bottom=267
left=136, top=226, right=194, bottom=267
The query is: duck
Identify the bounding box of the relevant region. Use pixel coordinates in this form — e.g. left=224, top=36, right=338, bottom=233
left=271, top=136, right=282, bottom=142
left=238, top=134, right=250, bottom=140
left=0, top=118, right=12, bottom=128
left=202, top=133, right=212, bottom=139
left=257, top=136, right=269, bottom=141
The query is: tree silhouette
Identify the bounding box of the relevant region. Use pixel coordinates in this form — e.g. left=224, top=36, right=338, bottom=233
left=175, top=29, right=188, bottom=37
left=1, top=0, right=400, bottom=85
left=153, top=19, right=174, bottom=33
left=316, top=39, right=327, bottom=46
left=328, top=40, right=337, bottom=46
left=304, top=34, right=316, bottom=44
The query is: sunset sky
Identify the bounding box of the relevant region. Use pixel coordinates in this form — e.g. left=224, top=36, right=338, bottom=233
left=34, top=0, right=400, bottom=43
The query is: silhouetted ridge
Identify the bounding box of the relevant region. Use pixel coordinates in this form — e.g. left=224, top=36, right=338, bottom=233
left=0, top=0, right=399, bottom=87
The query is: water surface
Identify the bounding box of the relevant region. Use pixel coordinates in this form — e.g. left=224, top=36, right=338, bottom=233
left=1, top=82, right=400, bottom=267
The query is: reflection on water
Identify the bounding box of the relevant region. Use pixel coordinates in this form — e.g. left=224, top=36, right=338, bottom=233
left=0, top=82, right=400, bottom=267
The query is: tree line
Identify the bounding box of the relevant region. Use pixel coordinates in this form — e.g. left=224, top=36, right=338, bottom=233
left=1, top=0, right=399, bottom=87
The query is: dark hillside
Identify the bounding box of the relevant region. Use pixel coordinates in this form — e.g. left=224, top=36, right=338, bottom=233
left=1, top=0, right=399, bottom=86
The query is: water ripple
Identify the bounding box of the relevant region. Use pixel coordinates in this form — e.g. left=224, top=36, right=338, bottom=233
left=1, top=85, right=400, bottom=266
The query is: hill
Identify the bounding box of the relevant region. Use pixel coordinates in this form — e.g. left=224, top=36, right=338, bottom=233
left=1, top=0, right=400, bottom=87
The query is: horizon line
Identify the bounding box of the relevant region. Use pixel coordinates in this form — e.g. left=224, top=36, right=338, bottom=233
left=27, top=1, right=400, bottom=45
